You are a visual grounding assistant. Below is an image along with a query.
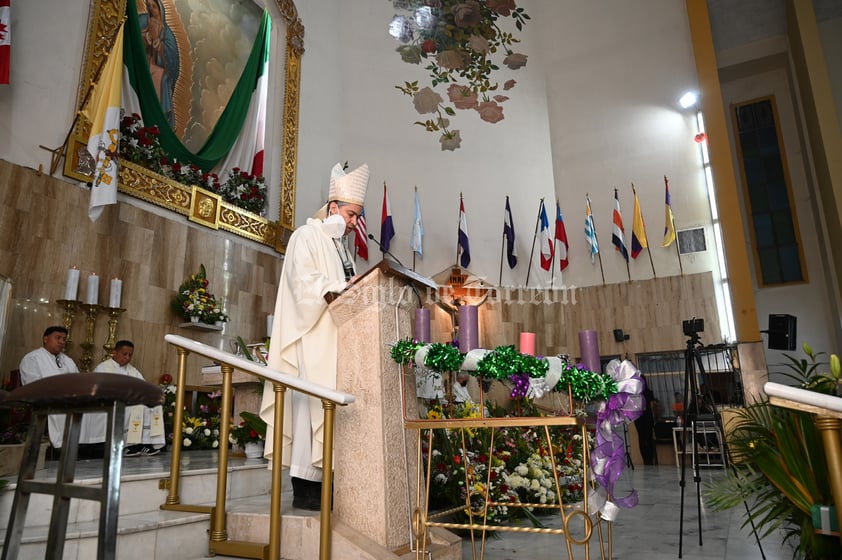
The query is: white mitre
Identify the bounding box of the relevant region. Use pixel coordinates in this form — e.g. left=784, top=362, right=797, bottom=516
left=313, top=163, right=369, bottom=219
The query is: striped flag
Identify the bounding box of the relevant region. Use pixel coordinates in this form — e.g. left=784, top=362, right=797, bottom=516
left=612, top=189, right=629, bottom=262
left=458, top=195, right=471, bottom=268
left=0, top=0, right=9, bottom=84
left=555, top=200, right=569, bottom=271
left=662, top=176, right=676, bottom=247
left=354, top=208, right=368, bottom=261
left=84, top=22, right=125, bottom=222
left=539, top=200, right=553, bottom=271
left=585, top=195, right=599, bottom=263
left=410, top=188, right=423, bottom=256
left=380, top=182, right=395, bottom=252
left=503, top=196, right=517, bottom=268
left=631, top=186, right=648, bottom=259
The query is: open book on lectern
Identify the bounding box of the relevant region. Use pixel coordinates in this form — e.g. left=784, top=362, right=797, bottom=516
left=324, top=257, right=438, bottom=304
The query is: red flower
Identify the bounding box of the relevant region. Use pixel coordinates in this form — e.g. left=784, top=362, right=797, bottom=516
left=421, top=39, right=437, bottom=53
left=159, top=373, right=173, bottom=384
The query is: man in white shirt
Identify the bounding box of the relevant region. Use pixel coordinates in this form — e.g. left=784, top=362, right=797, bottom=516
left=94, top=340, right=165, bottom=456
left=19, top=326, right=106, bottom=453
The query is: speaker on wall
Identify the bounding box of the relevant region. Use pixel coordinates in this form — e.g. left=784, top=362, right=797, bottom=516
left=767, top=314, right=796, bottom=351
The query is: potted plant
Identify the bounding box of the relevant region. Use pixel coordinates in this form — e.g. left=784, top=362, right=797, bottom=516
left=703, top=344, right=842, bottom=559
left=230, top=411, right=267, bottom=459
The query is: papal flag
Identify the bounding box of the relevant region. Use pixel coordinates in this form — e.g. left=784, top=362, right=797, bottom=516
left=84, top=22, right=125, bottom=222
left=662, top=175, right=677, bottom=247
left=410, top=188, right=424, bottom=257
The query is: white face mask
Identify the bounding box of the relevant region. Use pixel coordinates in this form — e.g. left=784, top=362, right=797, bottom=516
left=322, top=213, right=346, bottom=238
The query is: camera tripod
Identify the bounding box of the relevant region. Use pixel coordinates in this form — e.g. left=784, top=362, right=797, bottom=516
left=677, top=329, right=766, bottom=558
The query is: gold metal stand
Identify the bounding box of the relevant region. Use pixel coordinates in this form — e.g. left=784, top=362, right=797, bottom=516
left=79, top=304, right=100, bottom=372
left=56, top=299, right=80, bottom=349
left=101, top=307, right=126, bottom=361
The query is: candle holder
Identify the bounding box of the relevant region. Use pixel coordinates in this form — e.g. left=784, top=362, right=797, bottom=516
left=79, top=304, right=101, bottom=372
left=101, top=307, right=126, bottom=362
left=56, top=299, right=80, bottom=349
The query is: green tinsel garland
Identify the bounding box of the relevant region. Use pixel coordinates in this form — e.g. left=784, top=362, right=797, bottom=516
left=424, top=342, right=464, bottom=372
left=556, top=364, right=618, bottom=401
left=476, top=346, right=521, bottom=381
left=390, top=337, right=423, bottom=365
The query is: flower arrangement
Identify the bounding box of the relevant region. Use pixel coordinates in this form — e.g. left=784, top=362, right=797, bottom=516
left=172, top=264, right=228, bottom=324
left=388, top=0, right=530, bottom=150
left=119, top=112, right=267, bottom=215
left=182, top=414, right=221, bottom=450
left=158, top=373, right=225, bottom=451
left=229, top=411, right=267, bottom=447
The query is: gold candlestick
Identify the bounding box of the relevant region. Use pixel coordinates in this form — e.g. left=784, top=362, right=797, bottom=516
left=79, top=304, right=101, bottom=372
left=102, top=307, right=125, bottom=362
left=56, top=299, right=80, bottom=349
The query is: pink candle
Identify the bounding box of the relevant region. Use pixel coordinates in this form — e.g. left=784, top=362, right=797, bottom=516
left=519, top=332, right=536, bottom=356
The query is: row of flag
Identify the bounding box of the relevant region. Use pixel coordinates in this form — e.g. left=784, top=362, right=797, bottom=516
left=352, top=178, right=679, bottom=276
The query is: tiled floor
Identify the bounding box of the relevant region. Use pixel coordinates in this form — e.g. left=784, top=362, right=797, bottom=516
left=14, top=452, right=794, bottom=559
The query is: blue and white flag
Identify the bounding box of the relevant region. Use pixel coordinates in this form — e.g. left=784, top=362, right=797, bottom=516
left=410, top=188, right=423, bottom=256
left=585, top=195, right=599, bottom=263
left=503, top=196, right=517, bottom=268
left=458, top=195, right=471, bottom=268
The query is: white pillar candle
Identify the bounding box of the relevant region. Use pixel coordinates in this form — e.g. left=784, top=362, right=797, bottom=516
left=85, top=273, right=99, bottom=305
left=64, top=267, right=80, bottom=300
left=109, top=278, right=122, bottom=308
left=267, top=314, right=274, bottom=336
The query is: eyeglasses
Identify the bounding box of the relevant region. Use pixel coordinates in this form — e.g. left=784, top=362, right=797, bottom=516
left=55, top=355, right=63, bottom=368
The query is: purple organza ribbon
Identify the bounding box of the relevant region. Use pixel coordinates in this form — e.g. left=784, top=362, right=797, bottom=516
left=590, top=360, right=645, bottom=509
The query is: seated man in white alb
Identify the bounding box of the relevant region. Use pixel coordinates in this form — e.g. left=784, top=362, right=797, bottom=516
left=19, top=325, right=106, bottom=455
left=452, top=371, right=474, bottom=404
left=94, top=340, right=165, bottom=456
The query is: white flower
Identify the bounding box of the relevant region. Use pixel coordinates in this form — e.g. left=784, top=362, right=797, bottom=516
left=204, top=428, right=211, bottom=437
left=212, top=440, right=219, bottom=448
left=183, top=438, right=192, bottom=447
left=185, top=427, right=194, bottom=435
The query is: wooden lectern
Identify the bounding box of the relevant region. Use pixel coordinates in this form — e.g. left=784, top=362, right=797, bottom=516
left=327, top=259, right=437, bottom=550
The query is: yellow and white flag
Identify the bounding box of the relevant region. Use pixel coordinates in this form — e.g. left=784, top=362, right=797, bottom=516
left=83, top=23, right=124, bottom=222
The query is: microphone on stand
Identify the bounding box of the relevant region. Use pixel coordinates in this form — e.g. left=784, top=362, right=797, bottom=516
left=368, top=234, right=407, bottom=268
left=368, top=234, right=423, bottom=307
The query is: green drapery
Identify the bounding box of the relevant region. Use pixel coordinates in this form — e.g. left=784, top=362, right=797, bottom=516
left=123, top=3, right=270, bottom=172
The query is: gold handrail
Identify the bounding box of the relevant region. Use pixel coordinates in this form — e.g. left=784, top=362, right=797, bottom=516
left=161, top=334, right=355, bottom=560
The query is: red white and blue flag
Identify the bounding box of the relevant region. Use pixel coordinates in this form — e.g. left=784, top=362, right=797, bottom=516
left=458, top=195, right=471, bottom=268
left=0, top=0, right=10, bottom=85
left=539, top=200, right=553, bottom=271
left=380, top=182, right=395, bottom=252
left=555, top=200, right=569, bottom=271
left=354, top=208, right=368, bottom=261
left=612, top=188, right=629, bottom=262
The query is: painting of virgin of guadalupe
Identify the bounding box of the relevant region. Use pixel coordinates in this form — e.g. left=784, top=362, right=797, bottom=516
left=139, top=0, right=179, bottom=128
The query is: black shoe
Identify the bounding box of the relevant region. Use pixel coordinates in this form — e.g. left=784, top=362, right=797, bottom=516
left=291, top=477, right=321, bottom=511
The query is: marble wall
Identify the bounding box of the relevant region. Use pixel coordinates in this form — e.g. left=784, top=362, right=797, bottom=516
left=0, top=160, right=283, bottom=385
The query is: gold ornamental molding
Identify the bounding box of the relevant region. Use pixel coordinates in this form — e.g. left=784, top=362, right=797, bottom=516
left=67, top=0, right=304, bottom=253
left=118, top=161, right=280, bottom=246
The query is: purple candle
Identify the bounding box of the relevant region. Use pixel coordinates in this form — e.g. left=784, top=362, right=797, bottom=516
left=578, top=330, right=601, bottom=373
left=415, top=308, right=431, bottom=343
left=458, top=305, right=479, bottom=352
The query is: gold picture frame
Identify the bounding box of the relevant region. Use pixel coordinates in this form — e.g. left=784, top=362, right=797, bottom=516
left=66, top=0, right=303, bottom=253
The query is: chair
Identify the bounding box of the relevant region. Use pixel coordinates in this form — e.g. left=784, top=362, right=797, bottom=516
left=0, top=373, right=164, bottom=560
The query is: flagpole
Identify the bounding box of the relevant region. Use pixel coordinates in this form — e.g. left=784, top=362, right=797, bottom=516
left=40, top=17, right=127, bottom=175
left=498, top=230, right=505, bottom=286
left=525, top=198, right=543, bottom=287
left=589, top=194, right=606, bottom=285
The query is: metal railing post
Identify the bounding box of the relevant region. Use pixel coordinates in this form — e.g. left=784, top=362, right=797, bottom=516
left=268, top=382, right=287, bottom=560
left=165, top=347, right=189, bottom=505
